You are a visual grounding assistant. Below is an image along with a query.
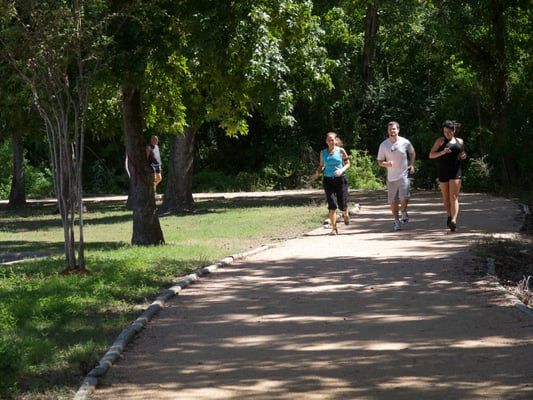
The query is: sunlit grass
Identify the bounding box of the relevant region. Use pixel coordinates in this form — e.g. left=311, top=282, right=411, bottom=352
left=0, top=197, right=325, bottom=399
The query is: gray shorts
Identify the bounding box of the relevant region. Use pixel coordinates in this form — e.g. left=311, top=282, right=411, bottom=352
left=387, top=176, right=410, bottom=203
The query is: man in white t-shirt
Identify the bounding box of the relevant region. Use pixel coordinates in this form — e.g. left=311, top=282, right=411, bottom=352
left=377, top=121, right=416, bottom=231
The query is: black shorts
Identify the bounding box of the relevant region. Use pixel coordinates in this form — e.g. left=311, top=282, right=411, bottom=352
left=150, top=164, right=161, bottom=174
left=438, top=165, right=462, bottom=182
left=323, top=176, right=348, bottom=211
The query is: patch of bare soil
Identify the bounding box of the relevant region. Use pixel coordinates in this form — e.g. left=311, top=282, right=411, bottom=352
left=475, top=201, right=533, bottom=307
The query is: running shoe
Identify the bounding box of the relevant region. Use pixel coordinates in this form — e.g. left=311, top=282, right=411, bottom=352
left=393, top=220, right=402, bottom=231
left=449, top=220, right=456, bottom=232
left=401, top=210, right=409, bottom=224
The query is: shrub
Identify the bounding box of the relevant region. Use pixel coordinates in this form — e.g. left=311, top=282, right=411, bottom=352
left=345, top=149, right=385, bottom=190
left=463, top=155, right=493, bottom=191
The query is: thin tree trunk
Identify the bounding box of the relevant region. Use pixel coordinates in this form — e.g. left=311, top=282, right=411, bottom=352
left=122, top=85, right=165, bottom=245
left=9, top=127, right=26, bottom=208
left=160, top=126, right=196, bottom=215
left=362, top=0, right=379, bottom=86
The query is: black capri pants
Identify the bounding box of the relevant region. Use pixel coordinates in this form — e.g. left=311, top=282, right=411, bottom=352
left=323, top=176, right=348, bottom=211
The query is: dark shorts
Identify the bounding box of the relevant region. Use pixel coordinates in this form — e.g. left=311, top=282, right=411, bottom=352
left=438, top=166, right=462, bottom=182
left=323, top=176, right=348, bottom=211
left=150, top=164, right=161, bottom=174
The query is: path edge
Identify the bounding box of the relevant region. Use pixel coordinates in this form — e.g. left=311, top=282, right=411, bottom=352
left=73, top=244, right=270, bottom=400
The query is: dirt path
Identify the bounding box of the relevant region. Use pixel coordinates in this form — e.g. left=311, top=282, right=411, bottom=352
left=88, top=191, right=533, bottom=400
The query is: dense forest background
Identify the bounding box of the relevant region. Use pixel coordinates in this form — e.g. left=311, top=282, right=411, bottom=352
left=1, top=0, right=531, bottom=202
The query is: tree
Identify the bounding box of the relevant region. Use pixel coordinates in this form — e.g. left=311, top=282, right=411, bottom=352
left=122, top=85, right=164, bottom=244
left=0, top=0, right=109, bottom=271
left=159, top=0, right=332, bottom=214
left=104, top=0, right=185, bottom=244
left=0, top=73, right=32, bottom=208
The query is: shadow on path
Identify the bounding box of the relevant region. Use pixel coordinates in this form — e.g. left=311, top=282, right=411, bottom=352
left=89, top=191, right=533, bottom=400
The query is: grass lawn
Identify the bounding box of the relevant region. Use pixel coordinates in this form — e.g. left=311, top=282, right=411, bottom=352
left=0, top=195, right=326, bottom=400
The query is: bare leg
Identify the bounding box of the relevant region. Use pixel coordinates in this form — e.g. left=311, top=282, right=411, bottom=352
left=154, top=173, right=162, bottom=194
left=328, top=209, right=337, bottom=235
left=391, top=201, right=400, bottom=221
left=439, top=182, right=451, bottom=217
left=400, top=198, right=409, bottom=213
left=448, top=179, right=462, bottom=223
left=329, top=209, right=336, bottom=226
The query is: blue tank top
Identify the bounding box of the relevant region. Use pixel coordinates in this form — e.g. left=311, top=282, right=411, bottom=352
left=323, top=147, right=344, bottom=177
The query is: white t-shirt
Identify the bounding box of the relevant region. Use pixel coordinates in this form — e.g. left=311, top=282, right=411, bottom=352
left=377, top=136, right=415, bottom=182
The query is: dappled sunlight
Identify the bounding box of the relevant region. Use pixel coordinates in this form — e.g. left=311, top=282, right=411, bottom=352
left=90, top=191, right=533, bottom=400
left=364, top=341, right=410, bottom=351
left=451, top=336, right=522, bottom=348
left=360, top=313, right=441, bottom=322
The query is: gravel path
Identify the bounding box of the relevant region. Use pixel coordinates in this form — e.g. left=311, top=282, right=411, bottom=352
left=86, top=191, right=533, bottom=400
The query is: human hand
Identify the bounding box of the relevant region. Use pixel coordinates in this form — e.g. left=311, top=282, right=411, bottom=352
left=334, top=167, right=342, bottom=177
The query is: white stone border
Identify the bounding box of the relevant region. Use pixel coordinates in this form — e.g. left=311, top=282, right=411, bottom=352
left=73, top=245, right=269, bottom=400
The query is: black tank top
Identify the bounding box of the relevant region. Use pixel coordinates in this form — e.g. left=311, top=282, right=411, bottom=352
left=437, top=137, right=463, bottom=181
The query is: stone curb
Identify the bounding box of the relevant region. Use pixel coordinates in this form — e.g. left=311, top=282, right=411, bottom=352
left=483, top=203, right=533, bottom=318
left=486, top=257, right=533, bottom=319
left=73, top=244, right=270, bottom=400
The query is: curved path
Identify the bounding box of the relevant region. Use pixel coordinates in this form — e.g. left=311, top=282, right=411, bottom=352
left=88, top=191, right=533, bottom=400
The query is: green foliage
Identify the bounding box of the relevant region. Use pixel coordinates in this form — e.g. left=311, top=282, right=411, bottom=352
left=462, top=155, right=494, bottom=192
left=345, top=149, right=384, bottom=190
left=192, top=171, right=239, bottom=192
left=25, top=166, right=54, bottom=198
left=0, top=140, right=54, bottom=200
left=0, top=140, right=10, bottom=198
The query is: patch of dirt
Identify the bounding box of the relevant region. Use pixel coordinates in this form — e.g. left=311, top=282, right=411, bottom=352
left=476, top=201, right=533, bottom=307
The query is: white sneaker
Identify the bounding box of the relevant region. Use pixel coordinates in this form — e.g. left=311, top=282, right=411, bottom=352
left=401, top=210, right=409, bottom=224
left=393, top=220, right=402, bottom=231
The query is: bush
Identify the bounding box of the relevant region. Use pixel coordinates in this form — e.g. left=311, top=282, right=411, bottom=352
left=25, top=165, right=54, bottom=198
left=0, top=139, right=55, bottom=200
left=192, top=170, right=241, bottom=192
left=462, top=155, right=493, bottom=191
left=345, top=149, right=385, bottom=190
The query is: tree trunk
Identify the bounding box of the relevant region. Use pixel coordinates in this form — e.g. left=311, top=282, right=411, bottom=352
left=160, top=126, right=196, bottom=214
left=9, top=127, right=26, bottom=208
left=122, top=85, right=165, bottom=245
left=362, top=0, right=379, bottom=86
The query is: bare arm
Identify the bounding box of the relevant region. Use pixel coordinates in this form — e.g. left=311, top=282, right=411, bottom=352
left=408, top=150, right=416, bottom=174
left=336, top=148, right=350, bottom=176
left=311, top=150, right=325, bottom=181
left=458, top=138, right=467, bottom=159
left=428, top=137, right=447, bottom=159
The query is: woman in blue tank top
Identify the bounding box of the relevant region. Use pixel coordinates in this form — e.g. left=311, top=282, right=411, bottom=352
left=429, top=120, right=467, bottom=231
left=311, top=132, right=351, bottom=235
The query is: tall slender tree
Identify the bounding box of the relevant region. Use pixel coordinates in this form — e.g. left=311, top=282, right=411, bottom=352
left=0, top=0, right=109, bottom=271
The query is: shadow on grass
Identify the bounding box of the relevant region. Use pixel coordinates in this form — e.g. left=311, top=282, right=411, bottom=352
left=0, top=254, right=205, bottom=396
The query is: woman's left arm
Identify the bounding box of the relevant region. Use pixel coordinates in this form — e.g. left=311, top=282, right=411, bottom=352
left=459, top=138, right=467, bottom=159
left=340, top=148, right=350, bottom=173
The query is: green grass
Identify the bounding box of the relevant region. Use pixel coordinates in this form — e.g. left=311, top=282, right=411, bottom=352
left=0, top=196, right=325, bottom=400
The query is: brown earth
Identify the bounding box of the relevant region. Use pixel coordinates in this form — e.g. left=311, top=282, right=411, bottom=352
left=87, top=190, right=533, bottom=400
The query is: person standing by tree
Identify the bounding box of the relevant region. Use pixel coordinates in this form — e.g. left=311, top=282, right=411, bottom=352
left=311, top=132, right=351, bottom=236
left=429, top=120, right=467, bottom=232
left=146, top=135, right=162, bottom=194
left=377, top=121, right=416, bottom=231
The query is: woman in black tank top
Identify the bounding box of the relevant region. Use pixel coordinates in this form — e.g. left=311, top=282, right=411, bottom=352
left=429, top=120, right=467, bottom=232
